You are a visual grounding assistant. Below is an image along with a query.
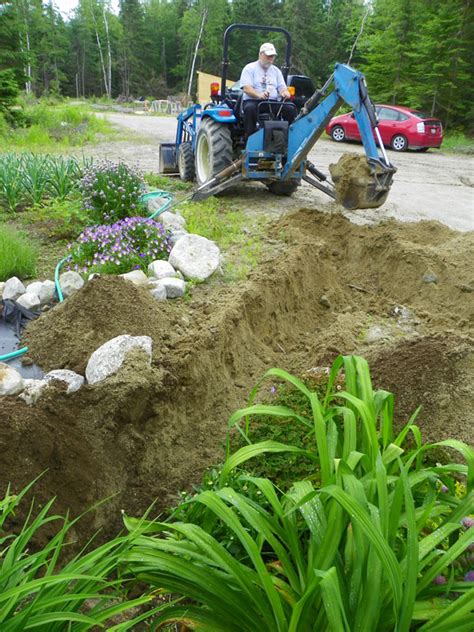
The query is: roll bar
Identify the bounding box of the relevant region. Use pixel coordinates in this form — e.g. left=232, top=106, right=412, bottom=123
left=220, top=23, right=292, bottom=99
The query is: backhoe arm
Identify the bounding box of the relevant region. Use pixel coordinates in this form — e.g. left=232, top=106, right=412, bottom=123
left=283, top=63, right=396, bottom=209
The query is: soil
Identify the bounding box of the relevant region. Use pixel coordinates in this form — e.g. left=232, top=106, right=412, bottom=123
left=1, top=209, right=472, bottom=547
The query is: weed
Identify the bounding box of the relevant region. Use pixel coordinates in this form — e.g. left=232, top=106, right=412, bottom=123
left=0, top=224, right=38, bottom=281
left=442, top=132, right=474, bottom=154
left=144, top=173, right=193, bottom=193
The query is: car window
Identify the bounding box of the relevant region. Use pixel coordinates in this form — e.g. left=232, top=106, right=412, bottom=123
left=378, top=107, right=400, bottom=121
left=397, top=112, right=409, bottom=121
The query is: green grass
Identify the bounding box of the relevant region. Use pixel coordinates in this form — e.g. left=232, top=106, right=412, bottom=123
left=0, top=224, right=38, bottom=281
left=441, top=131, right=474, bottom=154
left=0, top=103, right=114, bottom=150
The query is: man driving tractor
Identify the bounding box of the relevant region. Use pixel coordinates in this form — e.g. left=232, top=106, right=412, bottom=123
left=240, top=42, right=296, bottom=139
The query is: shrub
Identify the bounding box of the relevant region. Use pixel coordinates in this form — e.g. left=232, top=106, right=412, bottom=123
left=122, top=356, right=474, bottom=631
left=79, top=160, right=145, bottom=224
left=67, top=216, right=171, bottom=275
left=0, top=225, right=38, bottom=281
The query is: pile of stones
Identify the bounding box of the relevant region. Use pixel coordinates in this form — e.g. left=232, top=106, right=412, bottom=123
left=0, top=208, right=221, bottom=402
left=0, top=334, right=153, bottom=403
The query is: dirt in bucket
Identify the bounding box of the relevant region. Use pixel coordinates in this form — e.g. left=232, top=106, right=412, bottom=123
left=329, top=152, right=391, bottom=209
left=0, top=209, right=472, bottom=546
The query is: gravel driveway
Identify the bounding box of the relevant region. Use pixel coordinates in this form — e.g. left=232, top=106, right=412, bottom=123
left=91, top=112, right=474, bottom=232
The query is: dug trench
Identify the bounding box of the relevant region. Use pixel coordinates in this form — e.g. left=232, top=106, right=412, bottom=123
left=0, top=209, right=472, bottom=546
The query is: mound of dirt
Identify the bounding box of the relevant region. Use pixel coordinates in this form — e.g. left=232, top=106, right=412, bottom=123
left=1, top=210, right=472, bottom=546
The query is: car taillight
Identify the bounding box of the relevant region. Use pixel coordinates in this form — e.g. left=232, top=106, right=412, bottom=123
left=416, top=121, right=425, bottom=133
left=210, top=82, right=220, bottom=96
left=288, top=86, right=296, bottom=100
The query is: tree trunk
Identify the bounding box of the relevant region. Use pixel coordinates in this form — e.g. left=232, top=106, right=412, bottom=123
left=187, top=8, right=208, bottom=99
left=103, top=6, right=112, bottom=98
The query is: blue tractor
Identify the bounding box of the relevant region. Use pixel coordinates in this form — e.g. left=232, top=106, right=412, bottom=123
left=159, top=23, right=395, bottom=210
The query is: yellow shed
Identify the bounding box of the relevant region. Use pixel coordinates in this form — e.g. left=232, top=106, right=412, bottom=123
left=197, top=71, right=236, bottom=105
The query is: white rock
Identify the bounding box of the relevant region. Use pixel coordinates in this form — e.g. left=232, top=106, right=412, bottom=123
left=3, top=277, right=26, bottom=301
left=169, top=234, right=220, bottom=281
left=155, top=277, right=186, bottom=298
left=147, top=260, right=176, bottom=280
left=149, top=284, right=167, bottom=301
left=85, top=334, right=153, bottom=384
left=88, top=273, right=101, bottom=281
left=0, top=362, right=24, bottom=396
left=59, top=271, right=84, bottom=297
left=26, top=281, right=43, bottom=295
left=45, top=369, right=84, bottom=393
left=16, top=293, right=41, bottom=311
left=39, top=280, right=56, bottom=305
left=169, top=230, right=188, bottom=247
left=120, top=269, right=148, bottom=285
left=0, top=282, right=5, bottom=296
left=19, top=379, right=48, bottom=405
left=159, top=210, right=186, bottom=233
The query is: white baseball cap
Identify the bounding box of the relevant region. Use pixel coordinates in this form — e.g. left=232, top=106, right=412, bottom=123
left=259, top=42, right=277, bottom=56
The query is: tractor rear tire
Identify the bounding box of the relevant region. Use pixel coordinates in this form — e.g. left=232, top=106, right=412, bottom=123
left=178, top=142, right=195, bottom=181
left=267, top=180, right=300, bottom=196
left=195, top=118, right=233, bottom=186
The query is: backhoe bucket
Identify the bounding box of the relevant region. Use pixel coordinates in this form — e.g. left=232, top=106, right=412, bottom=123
left=159, top=143, right=179, bottom=175
left=329, top=153, right=395, bottom=210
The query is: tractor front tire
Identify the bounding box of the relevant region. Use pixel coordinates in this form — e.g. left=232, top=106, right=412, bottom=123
left=178, top=142, right=195, bottom=181
left=195, top=118, right=233, bottom=186
left=267, top=180, right=300, bottom=197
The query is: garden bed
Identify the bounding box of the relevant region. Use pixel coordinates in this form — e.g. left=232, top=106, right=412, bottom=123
left=0, top=209, right=472, bottom=546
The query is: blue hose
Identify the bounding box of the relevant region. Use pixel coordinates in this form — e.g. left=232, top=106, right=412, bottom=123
left=0, top=347, right=29, bottom=362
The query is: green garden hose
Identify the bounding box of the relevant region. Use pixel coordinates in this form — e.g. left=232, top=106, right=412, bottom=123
left=0, top=347, right=29, bottom=362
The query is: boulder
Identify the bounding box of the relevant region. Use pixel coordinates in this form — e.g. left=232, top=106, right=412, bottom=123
left=19, top=379, right=49, bottom=405
left=59, top=271, right=84, bottom=297
left=3, top=277, right=26, bottom=301
left=155, top=277, right=186, bottom=298
left=26, top=281, right=43, bottom=296
left=16, top=293, right=41, bottom=311
left=169, top=234, right=220, bottom=281
left=39, top=280, right=57, bottom=305
left=85, top=334, right=153, bottom=385
left=148, top=260, right=176, bottom=280
left=120, top=269, right=148, bottom=285
left=159, top=210, right=186, bottom=233
left=45, top=369, right=84, bottom=393
left=149, top=284, right=167, bottom=301
left=0, top=362, right=24, bottom=396
left=0, top=282, right=5, bottom=296
left=169, top=230, right=188, bottom=247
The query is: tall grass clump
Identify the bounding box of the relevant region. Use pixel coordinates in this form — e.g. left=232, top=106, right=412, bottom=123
left=0, top=225, right=37, bottom=280
left=122, top=355, right=474, bottom=631
left=0, top=479, right=166, bottom=630
left=4, top=103, right=111, bottom=148
left=0, top=153, right=85, bottom=212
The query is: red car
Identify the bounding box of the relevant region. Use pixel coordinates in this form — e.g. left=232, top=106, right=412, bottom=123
left=326, top=104, right=443, bottom=151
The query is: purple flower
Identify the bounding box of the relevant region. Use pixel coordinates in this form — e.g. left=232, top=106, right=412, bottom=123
left=433, top=575, right=447, bottom=585
left=461, top=517, right=474, bottom=529
left=464, top=571, right=474, bottom=582
left=440, top=485, right=449, bottom=493
left=270, top=386, right=277, bottom=394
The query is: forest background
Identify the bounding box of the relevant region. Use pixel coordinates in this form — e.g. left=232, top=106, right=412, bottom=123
left=0, top=0, right=473, bottom=132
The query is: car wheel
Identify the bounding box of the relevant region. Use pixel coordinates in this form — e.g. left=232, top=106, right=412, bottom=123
left=391, top=134, right=408, bottom=152
left=177, top=142, right=195, bottom=181
left=331, top=125, right=346, bottom=142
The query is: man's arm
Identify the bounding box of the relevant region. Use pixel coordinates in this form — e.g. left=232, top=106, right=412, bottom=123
left=276, top=68, right=291, bottom=99
left=243, top=85, right=268, bottom=99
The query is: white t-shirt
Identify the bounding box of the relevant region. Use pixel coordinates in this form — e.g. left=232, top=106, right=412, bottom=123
left=240, top=61, right=287, bottom=101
